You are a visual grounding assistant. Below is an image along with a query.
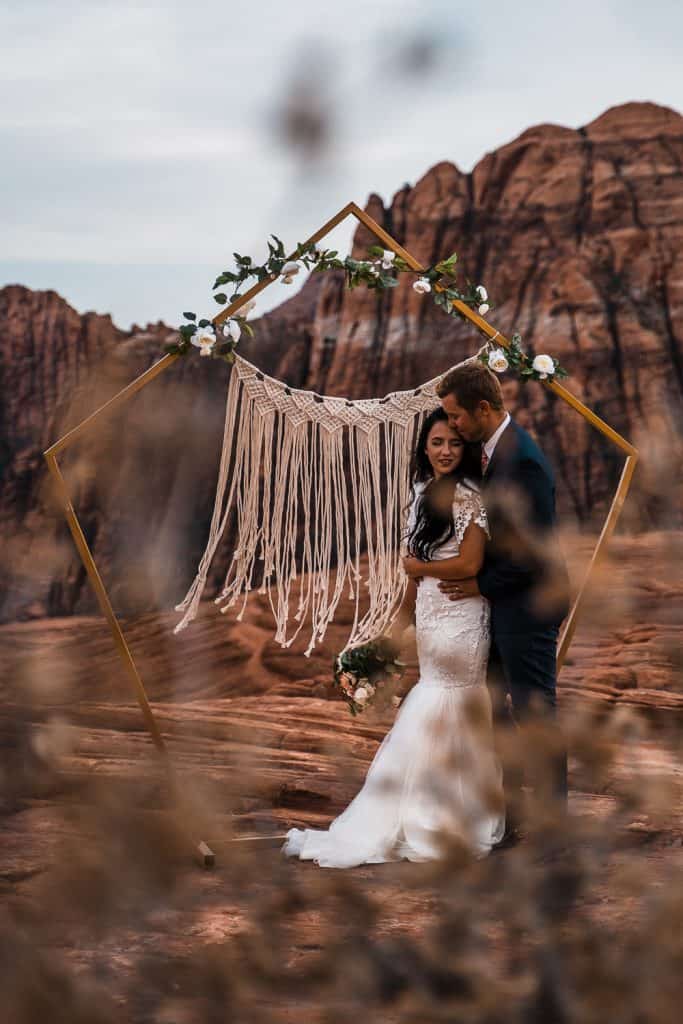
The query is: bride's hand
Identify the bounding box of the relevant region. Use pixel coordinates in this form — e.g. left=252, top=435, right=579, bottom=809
left=402, top=555, right=425, bottom=579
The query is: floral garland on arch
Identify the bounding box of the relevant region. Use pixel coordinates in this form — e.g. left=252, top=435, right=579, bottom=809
left=479, top=332, right=568, bottom=383
left=165, top=234, right=567, bottom=384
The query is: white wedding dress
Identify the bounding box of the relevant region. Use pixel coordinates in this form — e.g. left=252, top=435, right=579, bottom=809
left=281, top=480, right=505, bottom=868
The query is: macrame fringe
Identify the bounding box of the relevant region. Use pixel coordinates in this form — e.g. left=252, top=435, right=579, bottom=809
left=174, top=353, right=472, bottom=655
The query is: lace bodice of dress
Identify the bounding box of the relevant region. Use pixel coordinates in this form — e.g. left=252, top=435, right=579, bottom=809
left=405, top=479, right=490, bottom=560
left=406, top=478, right=491, bottom=691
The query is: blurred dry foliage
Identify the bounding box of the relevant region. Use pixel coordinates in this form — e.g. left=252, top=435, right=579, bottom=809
left=271, top=48, right=337, bottom=164
left=0, top=327, right=681, bottom=1022
left=1, top=422, right=681, bottom=1021
left=269, top=26, right=461, bottom=168
left=1, top=648, right=682, bottom=1022
left=1, top=304, right=681, bottom=1022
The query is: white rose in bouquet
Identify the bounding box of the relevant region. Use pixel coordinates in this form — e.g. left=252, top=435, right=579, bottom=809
left=487, top=348, right=509, bottom=373
left=353, top=686, right=369, bottom=705
left=532, top=353, right=555, bottom=380
left=338, top=672, right=356, bottom=694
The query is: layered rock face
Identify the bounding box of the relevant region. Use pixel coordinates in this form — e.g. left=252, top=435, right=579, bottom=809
left=299, top=101, right=683, bottom=527
left=0, top=282, right=319, bottom=623
left=1, top=101, right=682, bottom=624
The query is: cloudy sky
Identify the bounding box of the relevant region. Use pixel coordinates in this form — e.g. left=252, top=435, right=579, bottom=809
left=2, top=0, right=682, bottom=329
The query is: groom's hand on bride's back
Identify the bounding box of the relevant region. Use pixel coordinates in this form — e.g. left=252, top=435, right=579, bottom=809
left=439, top=578, right=480, bottom=601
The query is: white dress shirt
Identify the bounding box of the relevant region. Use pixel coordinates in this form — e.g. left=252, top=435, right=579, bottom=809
left=483, top=411, right=511, bottom=463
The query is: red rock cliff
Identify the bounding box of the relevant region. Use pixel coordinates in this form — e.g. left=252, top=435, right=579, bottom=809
left=1, top=101, right=682, bottom=622
left=298, top=101, right=683, bottom=526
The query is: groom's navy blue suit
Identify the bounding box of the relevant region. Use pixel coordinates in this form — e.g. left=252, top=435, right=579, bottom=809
left=477, top=418, right=570, bottom=806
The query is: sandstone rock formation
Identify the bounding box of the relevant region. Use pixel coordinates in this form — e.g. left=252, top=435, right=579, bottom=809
left=1, top=101, right=682, bottom=626
left=0, top=283, right=317, bottom=623
left=299, top=101, right=683, bottom=529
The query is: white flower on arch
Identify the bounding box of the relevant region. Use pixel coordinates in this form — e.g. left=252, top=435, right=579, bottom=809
left=191, top=325, right=216, bottom=357
left=487, top=348, right=509, bottom=373
left=223, top=319, right=241, bottom=343
left=281, top=260, right=300, bottom=284
left=532, top=353, right=555, bottom=379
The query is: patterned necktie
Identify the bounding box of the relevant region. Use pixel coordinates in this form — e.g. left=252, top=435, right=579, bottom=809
left=481, top=448, right=489, bottom=476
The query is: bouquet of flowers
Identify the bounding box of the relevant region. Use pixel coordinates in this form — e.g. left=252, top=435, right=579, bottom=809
left=333, top=637, right=406, bottom=716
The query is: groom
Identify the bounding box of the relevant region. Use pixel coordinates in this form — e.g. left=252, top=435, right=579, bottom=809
left=436, top=361, right=570, bottom=837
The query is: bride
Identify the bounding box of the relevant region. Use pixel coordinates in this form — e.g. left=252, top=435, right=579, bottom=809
left=282, top=407, right=505, bottom=867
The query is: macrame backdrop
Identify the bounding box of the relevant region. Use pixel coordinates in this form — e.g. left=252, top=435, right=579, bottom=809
left=173, top=352, right=471, bottom=655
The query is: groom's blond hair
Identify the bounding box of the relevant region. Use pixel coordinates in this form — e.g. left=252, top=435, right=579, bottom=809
left=436, top=361, right=505, bottom=412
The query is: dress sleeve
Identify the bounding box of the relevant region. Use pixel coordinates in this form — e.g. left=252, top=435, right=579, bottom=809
left=452, top=488, right=490, bottom=551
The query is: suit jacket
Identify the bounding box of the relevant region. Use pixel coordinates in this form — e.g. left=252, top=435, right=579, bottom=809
left=477, top=419, right=570, bottom=632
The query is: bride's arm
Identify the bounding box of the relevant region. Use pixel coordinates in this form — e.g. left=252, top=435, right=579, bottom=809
left=403, top=521, right=486, bottom=581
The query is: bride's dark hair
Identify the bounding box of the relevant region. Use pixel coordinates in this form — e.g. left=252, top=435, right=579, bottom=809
left=406, top=407, right=481, bottom=561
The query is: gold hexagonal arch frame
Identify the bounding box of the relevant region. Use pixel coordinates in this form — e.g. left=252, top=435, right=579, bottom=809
left=43, top=201, right=638, bottom=863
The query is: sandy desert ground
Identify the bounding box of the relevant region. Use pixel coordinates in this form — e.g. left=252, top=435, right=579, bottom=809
left=0, top=532, right=681, bottom=1020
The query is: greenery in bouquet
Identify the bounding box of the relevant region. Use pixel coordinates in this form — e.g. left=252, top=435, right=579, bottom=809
left=333, top=637, right=406, bottom=716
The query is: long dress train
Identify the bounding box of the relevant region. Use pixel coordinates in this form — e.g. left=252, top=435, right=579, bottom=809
left=281, top=481, right=505, bottom=868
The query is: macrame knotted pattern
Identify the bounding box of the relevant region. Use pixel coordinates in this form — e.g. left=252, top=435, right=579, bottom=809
left=173, top=352, right=472, bottom=655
